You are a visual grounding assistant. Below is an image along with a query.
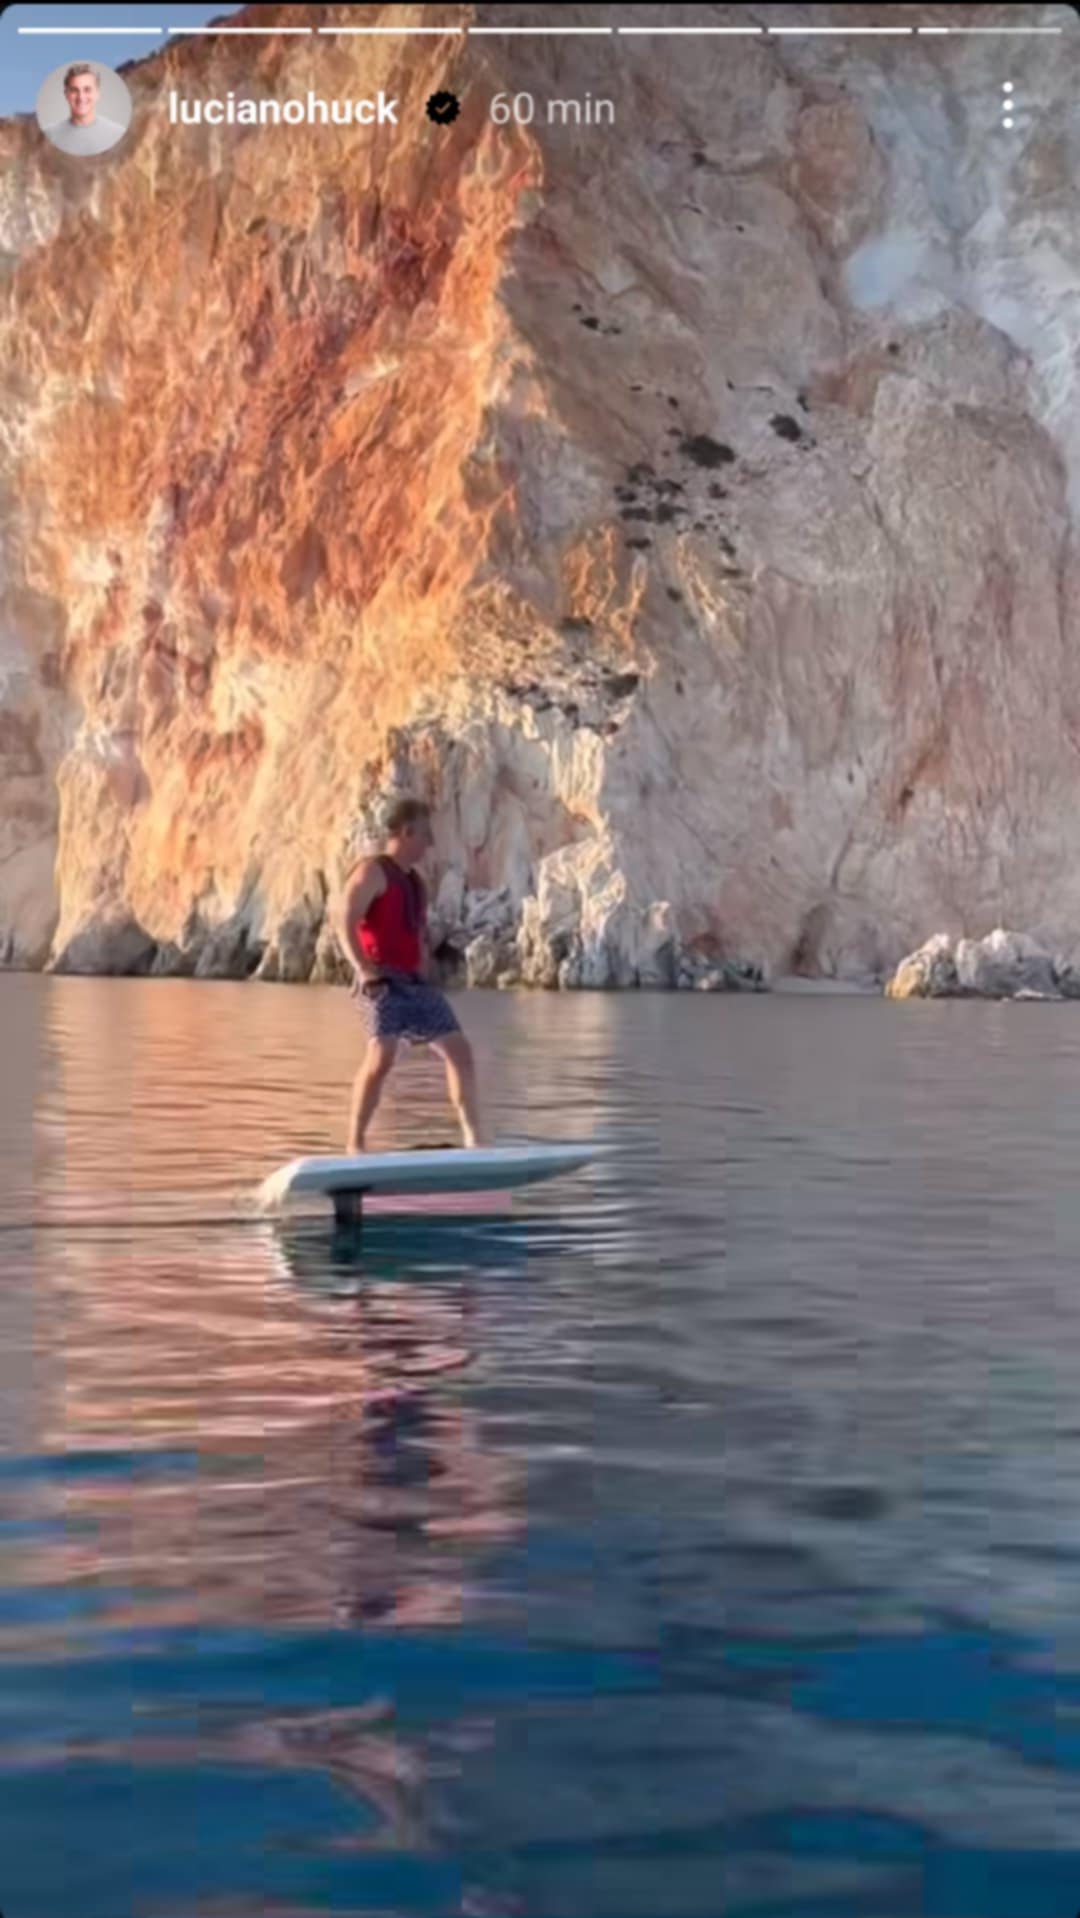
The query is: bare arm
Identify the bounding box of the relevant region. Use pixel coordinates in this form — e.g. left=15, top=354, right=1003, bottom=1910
left=336, top=860, right=387, bottom=979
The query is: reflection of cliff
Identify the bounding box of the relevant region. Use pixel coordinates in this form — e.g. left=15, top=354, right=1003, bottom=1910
left=2, top=3, right=1079, bottom=985
left=32, top=1226, right=520, bottom=1629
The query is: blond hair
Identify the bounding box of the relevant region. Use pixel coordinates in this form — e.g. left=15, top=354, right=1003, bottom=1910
left=63, top=63, right=99, bottom=90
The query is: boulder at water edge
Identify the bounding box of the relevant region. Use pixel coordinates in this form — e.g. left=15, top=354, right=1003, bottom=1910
left=886, top=929, right=1063, bottom=1000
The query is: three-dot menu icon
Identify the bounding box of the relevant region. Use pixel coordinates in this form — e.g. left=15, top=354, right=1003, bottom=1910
left=1002, top=82, right=1014, bottom=130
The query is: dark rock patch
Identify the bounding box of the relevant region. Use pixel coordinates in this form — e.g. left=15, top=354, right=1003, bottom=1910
left=51, top=915, right=158, bottom=977
left=679, top=434, right=736, bottom=468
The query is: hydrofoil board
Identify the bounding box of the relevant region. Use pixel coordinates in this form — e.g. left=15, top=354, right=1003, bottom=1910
left=257, top=1142, right=596, bottom=1220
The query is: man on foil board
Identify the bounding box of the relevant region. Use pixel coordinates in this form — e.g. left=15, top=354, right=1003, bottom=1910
left=335, top=796, right=486, bottom=1154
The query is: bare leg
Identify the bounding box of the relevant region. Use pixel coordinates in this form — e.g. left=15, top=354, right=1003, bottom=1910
left=431, top=1032, right=485, bottom=1148
left=347, top=1039, right=398, bottom=1153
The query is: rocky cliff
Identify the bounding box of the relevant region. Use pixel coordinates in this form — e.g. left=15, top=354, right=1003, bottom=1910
left=2, top=0, right=1079, bottom=988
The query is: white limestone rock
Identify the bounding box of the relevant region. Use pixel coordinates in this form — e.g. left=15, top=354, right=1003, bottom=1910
left=955, top=928, right=1059, bottom=1000
left=5, top=11, right=1080, bottom=990
left=885, top=934, right=960, bottom=1000
left=887, top=928, right=1064, bottom=1000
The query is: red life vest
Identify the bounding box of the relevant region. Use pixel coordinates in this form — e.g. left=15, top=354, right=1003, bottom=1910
left=354, top=856, right=425, bottom=976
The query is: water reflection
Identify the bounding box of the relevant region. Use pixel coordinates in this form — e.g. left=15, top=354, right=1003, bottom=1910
left=273, top=1215, right=528, bottom=1294
left=24, top=974, right=629, bottom=1230
left=16, top=1221, right=521, bottom=1633
left=12, top=976, right=1080, bottom=1914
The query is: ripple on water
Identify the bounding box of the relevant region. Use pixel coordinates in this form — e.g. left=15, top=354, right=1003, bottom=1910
left=5, top=980, right=1080, bottom=1915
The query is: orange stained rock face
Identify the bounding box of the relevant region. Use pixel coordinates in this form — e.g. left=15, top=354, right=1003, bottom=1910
left=3, top=4, right=1080, bottom=988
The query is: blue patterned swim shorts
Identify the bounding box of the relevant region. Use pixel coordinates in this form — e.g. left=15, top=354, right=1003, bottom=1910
left=352, top=970, right=461, bottom=1046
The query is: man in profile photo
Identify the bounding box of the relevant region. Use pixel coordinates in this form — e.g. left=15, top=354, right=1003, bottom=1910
left=45, top=64, right=127, bottom=156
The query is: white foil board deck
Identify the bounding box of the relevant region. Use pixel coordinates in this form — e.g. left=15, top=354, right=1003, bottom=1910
left=257, top=1143, right=596, bottom=1213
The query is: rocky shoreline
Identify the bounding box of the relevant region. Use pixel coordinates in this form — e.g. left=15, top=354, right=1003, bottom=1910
left=884, top=930, right=1080, bottom=1003
left=22, top=898, right=1080, bottom=1005
left=39, top=874, right=770, bottom=994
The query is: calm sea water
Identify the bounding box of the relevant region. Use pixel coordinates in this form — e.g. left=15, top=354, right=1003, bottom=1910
left=3, top=974, right=1080, bottom=1918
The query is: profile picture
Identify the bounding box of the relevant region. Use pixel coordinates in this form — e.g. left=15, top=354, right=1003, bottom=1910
left=36, top=61, right=132, bottom=157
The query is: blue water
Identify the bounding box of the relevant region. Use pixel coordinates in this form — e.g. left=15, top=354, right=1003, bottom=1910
left=3, top=974, right=1080, bottom=1917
